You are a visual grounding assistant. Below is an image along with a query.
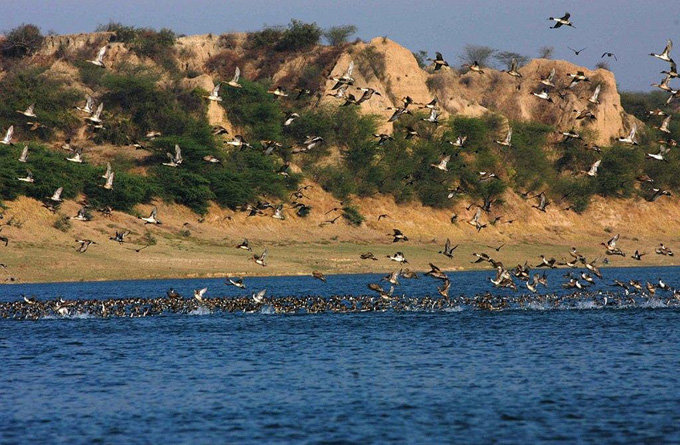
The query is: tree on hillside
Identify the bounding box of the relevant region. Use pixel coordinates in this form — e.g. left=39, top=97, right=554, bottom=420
left=494, top=51, right=529, bottom=70
left=458, top=44, right=495, bottom=67
left=412, top=50, right=429, bottom=69
left=323, top=25, right=357, bottom=46
left=276, top=19, right=322, bottom=51
left=538, top=46, right=554, bottom=59
left=1, top=24, right=44, bottom=58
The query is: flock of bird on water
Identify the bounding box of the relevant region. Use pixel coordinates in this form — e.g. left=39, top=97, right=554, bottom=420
left=2, top=12, right=680, bottom=319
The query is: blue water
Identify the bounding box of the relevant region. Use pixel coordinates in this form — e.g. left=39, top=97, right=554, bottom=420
left=2, top=267, right=680, bottom=443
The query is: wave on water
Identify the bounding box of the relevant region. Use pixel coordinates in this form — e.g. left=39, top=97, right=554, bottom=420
left=188, top=306, right=212, bottom=316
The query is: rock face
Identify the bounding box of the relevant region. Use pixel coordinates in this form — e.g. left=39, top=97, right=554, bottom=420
left=426, top=59, right=636, bottom=145
left=321, top=40, right=635, bottom=145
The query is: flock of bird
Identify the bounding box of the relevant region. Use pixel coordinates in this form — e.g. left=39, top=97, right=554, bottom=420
left=2, top=12, right=680, bottom=314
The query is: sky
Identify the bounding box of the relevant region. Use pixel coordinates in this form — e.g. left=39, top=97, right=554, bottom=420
left=1, top=0, right=677, bottom=91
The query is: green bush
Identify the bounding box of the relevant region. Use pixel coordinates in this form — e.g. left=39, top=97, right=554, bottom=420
left=276, top=20, right=322, bottom=52
left=342, top=205, right=364, bottom=226
left=323, top=25, right=357, bottom=46
left=0, top=67, right=81, bottom=138
left=1, top=24, right=44, bottom=58
left=553, top=177, right=595, bottom=213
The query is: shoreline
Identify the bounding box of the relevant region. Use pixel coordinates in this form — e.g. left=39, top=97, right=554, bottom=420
left=3, top=249, right=679, bottom=285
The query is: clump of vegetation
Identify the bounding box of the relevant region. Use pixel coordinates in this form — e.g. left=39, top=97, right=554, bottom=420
left=412, top=50, right=429, bottom=69
left=96, top=22, right=177, bottom=70
left=246, top=20, right=321, bottom=52
left=494, top=51, right=529, bottom=70
left=53, top=214, right=71, bottom=232
left=323, top=25, right=357, bottom=46
left=1, top=24, right=44, bottom=58
left=458, top=44, right=495, bottom=68
left=342, top=205, right=364, bottom=226
left=0, top=66, right=81, bottom=139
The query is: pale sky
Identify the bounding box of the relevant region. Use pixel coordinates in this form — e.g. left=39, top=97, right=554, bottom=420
left=1, top=0, right=677, bottom=91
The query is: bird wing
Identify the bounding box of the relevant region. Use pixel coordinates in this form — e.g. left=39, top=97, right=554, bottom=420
left=211, top=83, right=220, bottom=96
left=150, top=207, right=157, bottom=218
left=198, top=287, right=207, bottom=297
left=97, top=45, right=107, bottom=61
left=665, top=39, right=673, bottom=55
left=20, top=145, right=28, bottom=160
left=106, top=171, right=114, bottom=187
left=233, top=66, right=240, bottom=83
left=592, top=84, right=601, bottom=100
left=54, top=187, right=63, bottom=199
left=6, top=125, right=13, bottom=141
left=346, top=60, right=354, bottom=77
left=175, top=144, right=182, bottom=161
left=505, top=128, right=512, bottom=144
left=629, top=124, right=637, bottom=139
left=562, top=12, right=570, bottom=20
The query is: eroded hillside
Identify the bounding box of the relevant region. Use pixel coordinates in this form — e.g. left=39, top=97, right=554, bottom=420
left=0, top=23, right=678, bottom=282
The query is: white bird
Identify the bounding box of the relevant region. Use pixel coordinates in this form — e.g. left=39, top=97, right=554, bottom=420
left=71, top=207, right=90, bottom=221
left=18, top=145, right=28, bottom=163
left=139, top=207, right=161, bottom=224
left=76, top=95, right=94, bottom=114
left=162, top=144, right=183, bottom=167
left=588, top=84, right=601, bottom=104
left=227, top=67, right=242, bottom=88
left=387, top=252, right=408, bottom=264
left=86, top=102, right=104, bottom=124
left=17, top=169, right=34, bottom=183
left=1, top=126, right=14, bottom=145
left=422, top=108, right=440, bottom=124
left=66, top=148, right=83, bottom=163
left=495, top=128, right=512, bottom=147
left=272, top=205, right=285, bottom=220
left=540, top=68, right=556, bottom=87
left=430, top=154, right=450, bottom=171
left=102, top=162, right=112, bottom=179
left=226, top=135, right=251, bottom=149
left=617, top=124, right=638, bottom=145
left=194, top=287, right=207, bottom=302
left=586, top=159, right=601, bottom=177
left=658, top=115, right=672, bottom=134
left=548, top=12, right=574, bottom=29
left=207, top=83, right=222, bottom=101
left=16, top=103, right=36, bottom=118
left=646, top=145, right=670, bottom=161
left=283, top=112, right=299, bottom=126
left=49, top=187, right=63, bottom=202
left=650, top=39, right=673, bottom=62
left=253, top=249, right=267, bottom=267
left=252, top=289, right=266, bottom=304
left=89, top=45, right=108, bottom=67
left=448, top=135, right=467, bottom=147
left=102, top=171, right=114, bottom=190
left=505, top=58, right=522, bottom=78
left=532, top=89, right=553, bottom=102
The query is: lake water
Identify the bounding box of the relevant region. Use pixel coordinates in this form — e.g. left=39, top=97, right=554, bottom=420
left=2, top=267, right=680, bottom=443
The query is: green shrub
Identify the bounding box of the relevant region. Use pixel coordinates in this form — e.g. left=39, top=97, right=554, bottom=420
left=342, top=205, right=364, bottom=226
left=1, top=24, right=44, bottom=58
left=0, top=67, right=81, bottom=138
left=53, top=214, right=71, bottom=232
left=276, top=20, right=322, bottom=52
left=323, top=25, right=357, bottom=46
